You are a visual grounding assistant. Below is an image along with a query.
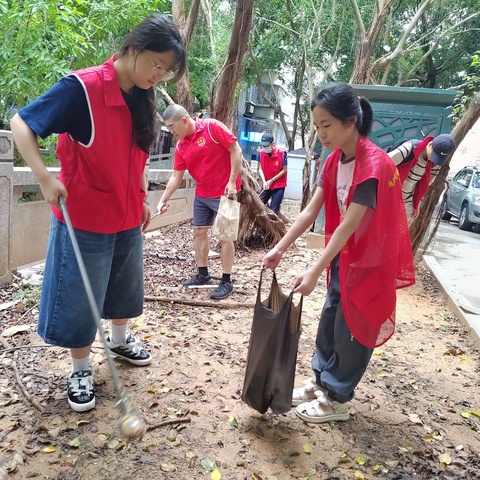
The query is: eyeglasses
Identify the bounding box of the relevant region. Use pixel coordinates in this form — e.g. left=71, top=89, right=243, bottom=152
left=163, top=117, right=185, bottom=132
left=145, top=53, right=175, bottom=81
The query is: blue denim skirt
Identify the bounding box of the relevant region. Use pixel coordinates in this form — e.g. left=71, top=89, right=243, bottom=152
left=38, top=216, right=144, bottom=348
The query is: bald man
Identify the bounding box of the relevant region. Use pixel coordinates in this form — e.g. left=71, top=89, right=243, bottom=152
left=156, top=104, right=242, bottom=300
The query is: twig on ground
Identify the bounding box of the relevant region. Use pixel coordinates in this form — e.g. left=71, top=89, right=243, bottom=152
left=146, top=417, right=191, bottom=432
left=144, top=295, right=254, bottom=309
left=0, top=335, right=45, bottom=413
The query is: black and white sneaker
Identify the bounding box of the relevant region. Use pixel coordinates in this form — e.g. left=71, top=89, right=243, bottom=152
left=106, top=333, right=152, bottom=366
left=67, top=370, right=95, bottom=412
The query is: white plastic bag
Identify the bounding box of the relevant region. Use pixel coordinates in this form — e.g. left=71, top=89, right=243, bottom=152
left=213, top=195, right=240, bottom=241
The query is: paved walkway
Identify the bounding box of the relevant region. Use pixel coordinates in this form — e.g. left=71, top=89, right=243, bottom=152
left=423, top=220, right=480, bottom=346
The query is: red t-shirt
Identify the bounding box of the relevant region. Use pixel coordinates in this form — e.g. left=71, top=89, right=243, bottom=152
left=174, top=118, right=242, bottom=198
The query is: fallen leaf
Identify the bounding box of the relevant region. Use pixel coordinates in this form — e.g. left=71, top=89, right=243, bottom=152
left=69, top=437, right=81, bottom=448
left=201, top=459, right=215, bottom=471
left=2, top=324, right=31, bottom=337
left=303, top=443, right=312, bottom=454
left=211, top=467, right=222, bottom=480
left=0, top=300, right=19, bottom=312
left=408, top=414, right=423, bottom=424
left=469, top=410, right=480, bottom=418
left=439, top=452, right=452, bottom=465
left=160, top=463, right=176, bottom=472
left=461, top=412, right=470, bottom=419
left=147, top=387, right=156, bottom=394
left=108, top=440, right=120, bottom=449
left=354, top=470, right=365, bottom=479
left=228, top=415, right=239, bottom=428
left=357, top=456, right=365, bottom=465
left=42, top=445, right=56, bottom=453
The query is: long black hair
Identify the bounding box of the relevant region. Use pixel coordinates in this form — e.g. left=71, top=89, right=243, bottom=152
left=119, top=14, right=186, bottom=152
left=311, top=83, right=373, bottom=137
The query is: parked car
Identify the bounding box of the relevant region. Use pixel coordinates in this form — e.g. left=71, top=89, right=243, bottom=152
left=441, top=166, right=480, bottom=230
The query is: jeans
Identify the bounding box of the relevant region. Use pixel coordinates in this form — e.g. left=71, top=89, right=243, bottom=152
left=311, top=255, right=373, bottom=403
left=260, top=187, right=285, bottom=215
left=38, top=216, right=144, bottom=348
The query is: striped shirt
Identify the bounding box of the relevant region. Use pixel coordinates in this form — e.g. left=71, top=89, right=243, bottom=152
left=389, top=140, right=439, bottom=216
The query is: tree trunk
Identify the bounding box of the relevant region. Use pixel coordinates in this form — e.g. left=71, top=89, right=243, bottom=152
left=236, top=158, right=286, bottom=248
left=209, top=0, right=254, bottom=127
left=172, top=0, right=201, bottom=112
left=409, top=93, right=480, bottom=256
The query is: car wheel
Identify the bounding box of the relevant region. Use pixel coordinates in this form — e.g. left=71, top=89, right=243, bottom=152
left=440, top=198, right=452, bottom=221
left=458, top=203, right=473, bottom=231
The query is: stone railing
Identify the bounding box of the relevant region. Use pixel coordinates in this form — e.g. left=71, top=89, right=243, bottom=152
left=0, top=129, right=194, bottom=283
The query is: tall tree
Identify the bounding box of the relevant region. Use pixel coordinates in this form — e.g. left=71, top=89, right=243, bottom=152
left=209, top=0, right=254, bottom=127
left=172, top=0, right=202, bottom=113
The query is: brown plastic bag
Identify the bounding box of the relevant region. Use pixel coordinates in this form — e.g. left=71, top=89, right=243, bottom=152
left=212, top=195, right=239, bottom=242
left=241, top=271, right=302, bottom=414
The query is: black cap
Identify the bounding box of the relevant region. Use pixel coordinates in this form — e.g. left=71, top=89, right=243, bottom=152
left=260, top=133, right=274, bottom=147
left=431, top=134, right=456, bottom=166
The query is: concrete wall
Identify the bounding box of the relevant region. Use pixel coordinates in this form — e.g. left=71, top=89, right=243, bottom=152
left=0, top=130, right=195, bottom=283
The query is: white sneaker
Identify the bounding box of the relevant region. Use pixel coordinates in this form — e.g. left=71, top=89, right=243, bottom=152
left=292, top=377, right=328, bottom=406
left=295, top=391, right=350, bottom=423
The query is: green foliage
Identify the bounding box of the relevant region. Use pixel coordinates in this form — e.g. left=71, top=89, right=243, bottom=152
left=0, top=0, right=170, bottom=128
left=451, top=51, right=480, bottom=124
left=13, top=285, right=42, bottom=308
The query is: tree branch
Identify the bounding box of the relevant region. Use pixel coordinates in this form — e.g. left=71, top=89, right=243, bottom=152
left=372, top=0, right=435, bottom=71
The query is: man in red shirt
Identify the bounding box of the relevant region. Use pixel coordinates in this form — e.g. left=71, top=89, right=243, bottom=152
left=258, top=133, right=288, bottom=215
left=156, top=104, right=242, bottom=300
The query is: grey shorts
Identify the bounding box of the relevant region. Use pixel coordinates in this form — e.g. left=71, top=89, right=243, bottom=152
left=193, top=196, right=221, bottom=227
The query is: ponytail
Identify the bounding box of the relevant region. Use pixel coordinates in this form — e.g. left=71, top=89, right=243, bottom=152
left=311, top=83, right=373, bottom=138
left=357, top=97, right=373, bottom=137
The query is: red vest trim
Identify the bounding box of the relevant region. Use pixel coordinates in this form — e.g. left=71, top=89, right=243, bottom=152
left=323, top=136, right=415, bottom=347
left=54, top=56, right=148, bottom=233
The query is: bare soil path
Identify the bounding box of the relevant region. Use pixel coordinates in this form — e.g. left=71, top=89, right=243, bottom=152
left=1, top=201, right=479, bottom=480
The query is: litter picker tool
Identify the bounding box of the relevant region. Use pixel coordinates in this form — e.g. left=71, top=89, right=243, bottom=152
left=59, top=196, right=146, bottom=440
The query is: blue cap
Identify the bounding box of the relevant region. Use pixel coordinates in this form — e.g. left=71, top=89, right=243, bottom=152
left=260, top=133, right=274, bottom=146
left=431, top=134, right=456, bottom=166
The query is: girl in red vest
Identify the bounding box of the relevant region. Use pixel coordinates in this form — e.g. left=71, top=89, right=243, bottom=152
left=10, top=15, right=186, bottom=412
left=262, top=83, right=415, bottom=423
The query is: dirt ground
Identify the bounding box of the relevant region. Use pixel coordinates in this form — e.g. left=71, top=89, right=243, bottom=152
left=1, top=200, right=480, bottom=480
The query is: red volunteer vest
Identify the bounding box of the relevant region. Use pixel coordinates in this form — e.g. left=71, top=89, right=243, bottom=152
left=323, top=135, right=415, bottom=348
left=54, top=56, right=148, bottom=233
left=260, top=148, right=287, bottom=188
left=396, top=136, right=433, bottom=211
